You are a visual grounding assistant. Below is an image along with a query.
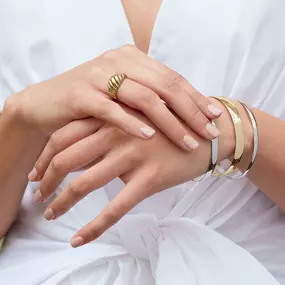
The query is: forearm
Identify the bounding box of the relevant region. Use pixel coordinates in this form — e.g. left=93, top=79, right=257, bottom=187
left=0, top=99, right=47, bottom=237
left=245, top=108, right=285, bottom=210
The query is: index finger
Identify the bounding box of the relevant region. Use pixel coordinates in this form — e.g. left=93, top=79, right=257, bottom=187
left=70, top=173, right=157, bottom=247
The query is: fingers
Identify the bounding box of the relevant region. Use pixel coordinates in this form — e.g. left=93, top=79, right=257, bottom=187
left=121, top=65, right=221, bottom=140
left=120, top=45, right=223, bottom=121
left=119, top=80, right=202, bottom=151
left=79, top=84, right=156, bottom=140
left=29, top=118, right=102, bottom=182
left=70, top=169, right=157, bottom=247
left=35, top=127, right=114, bottom=204
left=90, top=68, right=199, bottom=151
left=92, top=47, right=221, bottom=143
left=43, top=150, right=133, bottom=221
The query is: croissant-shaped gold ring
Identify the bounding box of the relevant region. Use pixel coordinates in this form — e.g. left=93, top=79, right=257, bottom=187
left=107, top=73, right=128, bottom=100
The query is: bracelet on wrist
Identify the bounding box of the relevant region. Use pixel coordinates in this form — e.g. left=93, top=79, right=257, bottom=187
left=229, top=101, right=258, bottom=179
left=193, top=121, right=218, bottom=181
left=211, top=96, right=244, bottom=177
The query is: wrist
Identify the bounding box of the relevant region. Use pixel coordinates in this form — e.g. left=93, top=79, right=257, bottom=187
left=2, top=94, right=48, bottom=144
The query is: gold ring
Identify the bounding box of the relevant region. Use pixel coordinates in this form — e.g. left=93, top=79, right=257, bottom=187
left=107, top=73, right=128, bottom=100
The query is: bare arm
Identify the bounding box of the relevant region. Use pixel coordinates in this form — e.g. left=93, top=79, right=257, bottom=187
left=246, top=107, right=285, bottom=210
left=0, top=100, right=47, bottom=237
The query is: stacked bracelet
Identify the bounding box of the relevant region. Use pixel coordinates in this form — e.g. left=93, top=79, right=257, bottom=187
left=212, top=97, right=245, bottom=177
left=229, top=101, right=259, bottom=179
left=192, top=97, right=258, bottom=182
left=193, top=121, right=218, bottom=181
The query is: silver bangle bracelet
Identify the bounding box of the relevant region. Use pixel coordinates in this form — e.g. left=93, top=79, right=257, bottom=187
left=230, top=102, right=259, bottom=179
left=193, top=121, right=219, bottom=181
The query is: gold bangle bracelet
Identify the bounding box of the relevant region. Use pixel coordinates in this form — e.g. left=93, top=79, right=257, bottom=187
left=212, top=96, right=244, bottom=177
left=0, top=236, right=5, bottom=251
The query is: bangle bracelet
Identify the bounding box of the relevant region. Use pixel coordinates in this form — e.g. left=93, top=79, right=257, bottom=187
left=230, top=102, right=258, bottom=179
left=193, top=121, right=218, bottom=181
left=0, top=236, right=5, bottom=251
left=212, top=97, right=244, bottom=177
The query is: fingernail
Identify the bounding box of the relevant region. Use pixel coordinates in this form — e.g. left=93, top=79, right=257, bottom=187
left=44, top=208, right=55, bottom=220
left=208, top=104, right=222, bottom=117
left=33, top=189, right=43, bottom=204
left=140, top=127, right=156, bottom=138
left=206, top=122, right=220, bottom=138
left=28, top=168, right=38, bottom=181
left=183, top=135, right=199, bottom=151
left=71, top=236, right=84, bottom=248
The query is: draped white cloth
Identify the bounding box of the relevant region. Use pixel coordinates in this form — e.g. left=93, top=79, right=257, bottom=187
left=0, top=0, right=285, bottom=284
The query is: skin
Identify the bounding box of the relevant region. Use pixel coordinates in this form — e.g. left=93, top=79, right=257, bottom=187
left=30, top=98, right=285, bottom=248
left=122, top=0, right=163, bottom=53
left=1, top=0, right=285, bottom=248
left=0, top=47, right=222, bottom=237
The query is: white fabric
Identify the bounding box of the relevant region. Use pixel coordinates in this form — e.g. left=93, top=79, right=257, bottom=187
left=0, top=0, right=285, bottom=284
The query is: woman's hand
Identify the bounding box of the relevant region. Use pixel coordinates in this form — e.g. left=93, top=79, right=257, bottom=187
left=31, top=103, right=231, bottom=248
left=11, top=45, right=221, bottom=152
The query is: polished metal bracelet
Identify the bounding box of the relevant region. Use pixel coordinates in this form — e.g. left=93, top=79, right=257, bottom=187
left=0, top=236, right=5, bottom=251
left=193, top=121, right=219, bottom=181
left=212, top=96, right=245, bottom=177
left=230, top=102, right=258, bottom=179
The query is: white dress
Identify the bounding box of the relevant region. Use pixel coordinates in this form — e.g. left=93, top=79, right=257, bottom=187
left=0, top=0, right=285, bottom=284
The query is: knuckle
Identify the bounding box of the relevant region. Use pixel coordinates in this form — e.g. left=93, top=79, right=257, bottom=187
left=68, top=181, right=89, bottom=198
left=124, top=144, right=143, bottom=163
left=49, top=134, right=61, bottom=153
left=94, top=100, right=113, bottom=118
left=136, top=88, right=159, bottom=109
left=68, top=183, right=82, bottom=198
left=34, top=160, right=43, bottom=175
left=101, top=49, right=117, bottom=60
left=101, top=205, right=122, bottom=224
left=146, top=166, right=162, bottom=188
left=191, top=108, right=204, bottom=121
left=162, top=72, right=186, bottom=96
left=50, top=156, right=64, bottom=172
left=119, top=44, right=136, bottom=54
left=189, top=90, right=204, bottom=103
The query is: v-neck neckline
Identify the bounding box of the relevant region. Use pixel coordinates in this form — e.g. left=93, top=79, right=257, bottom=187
left=118, top=0, right=168, bottom=55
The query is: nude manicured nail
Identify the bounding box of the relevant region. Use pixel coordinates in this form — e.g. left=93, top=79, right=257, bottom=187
left=71, top=237, right=84, bottom=248
left=206, top=123, right=220, bottom=138
left=183, top=135, right=199, bottom=151
left=44, top=208, right=55, bottom=220
left=28, top=168, right=38, bottom=181
left=33, top=189, right=43, bottom=204
left=208, top=104, right=222, bottom=117
left=140, top=127, right=156, bottom=138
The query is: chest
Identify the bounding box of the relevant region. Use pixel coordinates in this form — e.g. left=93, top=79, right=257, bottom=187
left=121, top=0, right=162, bottom=53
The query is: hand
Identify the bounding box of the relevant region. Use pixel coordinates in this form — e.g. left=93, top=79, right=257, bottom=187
left=32, top=105, right=217, bottom=247
left=10, top=45, right=221, bottom=151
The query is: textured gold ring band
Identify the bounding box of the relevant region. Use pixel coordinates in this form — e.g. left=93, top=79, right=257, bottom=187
left=107, top=73, right=128, bottom=100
